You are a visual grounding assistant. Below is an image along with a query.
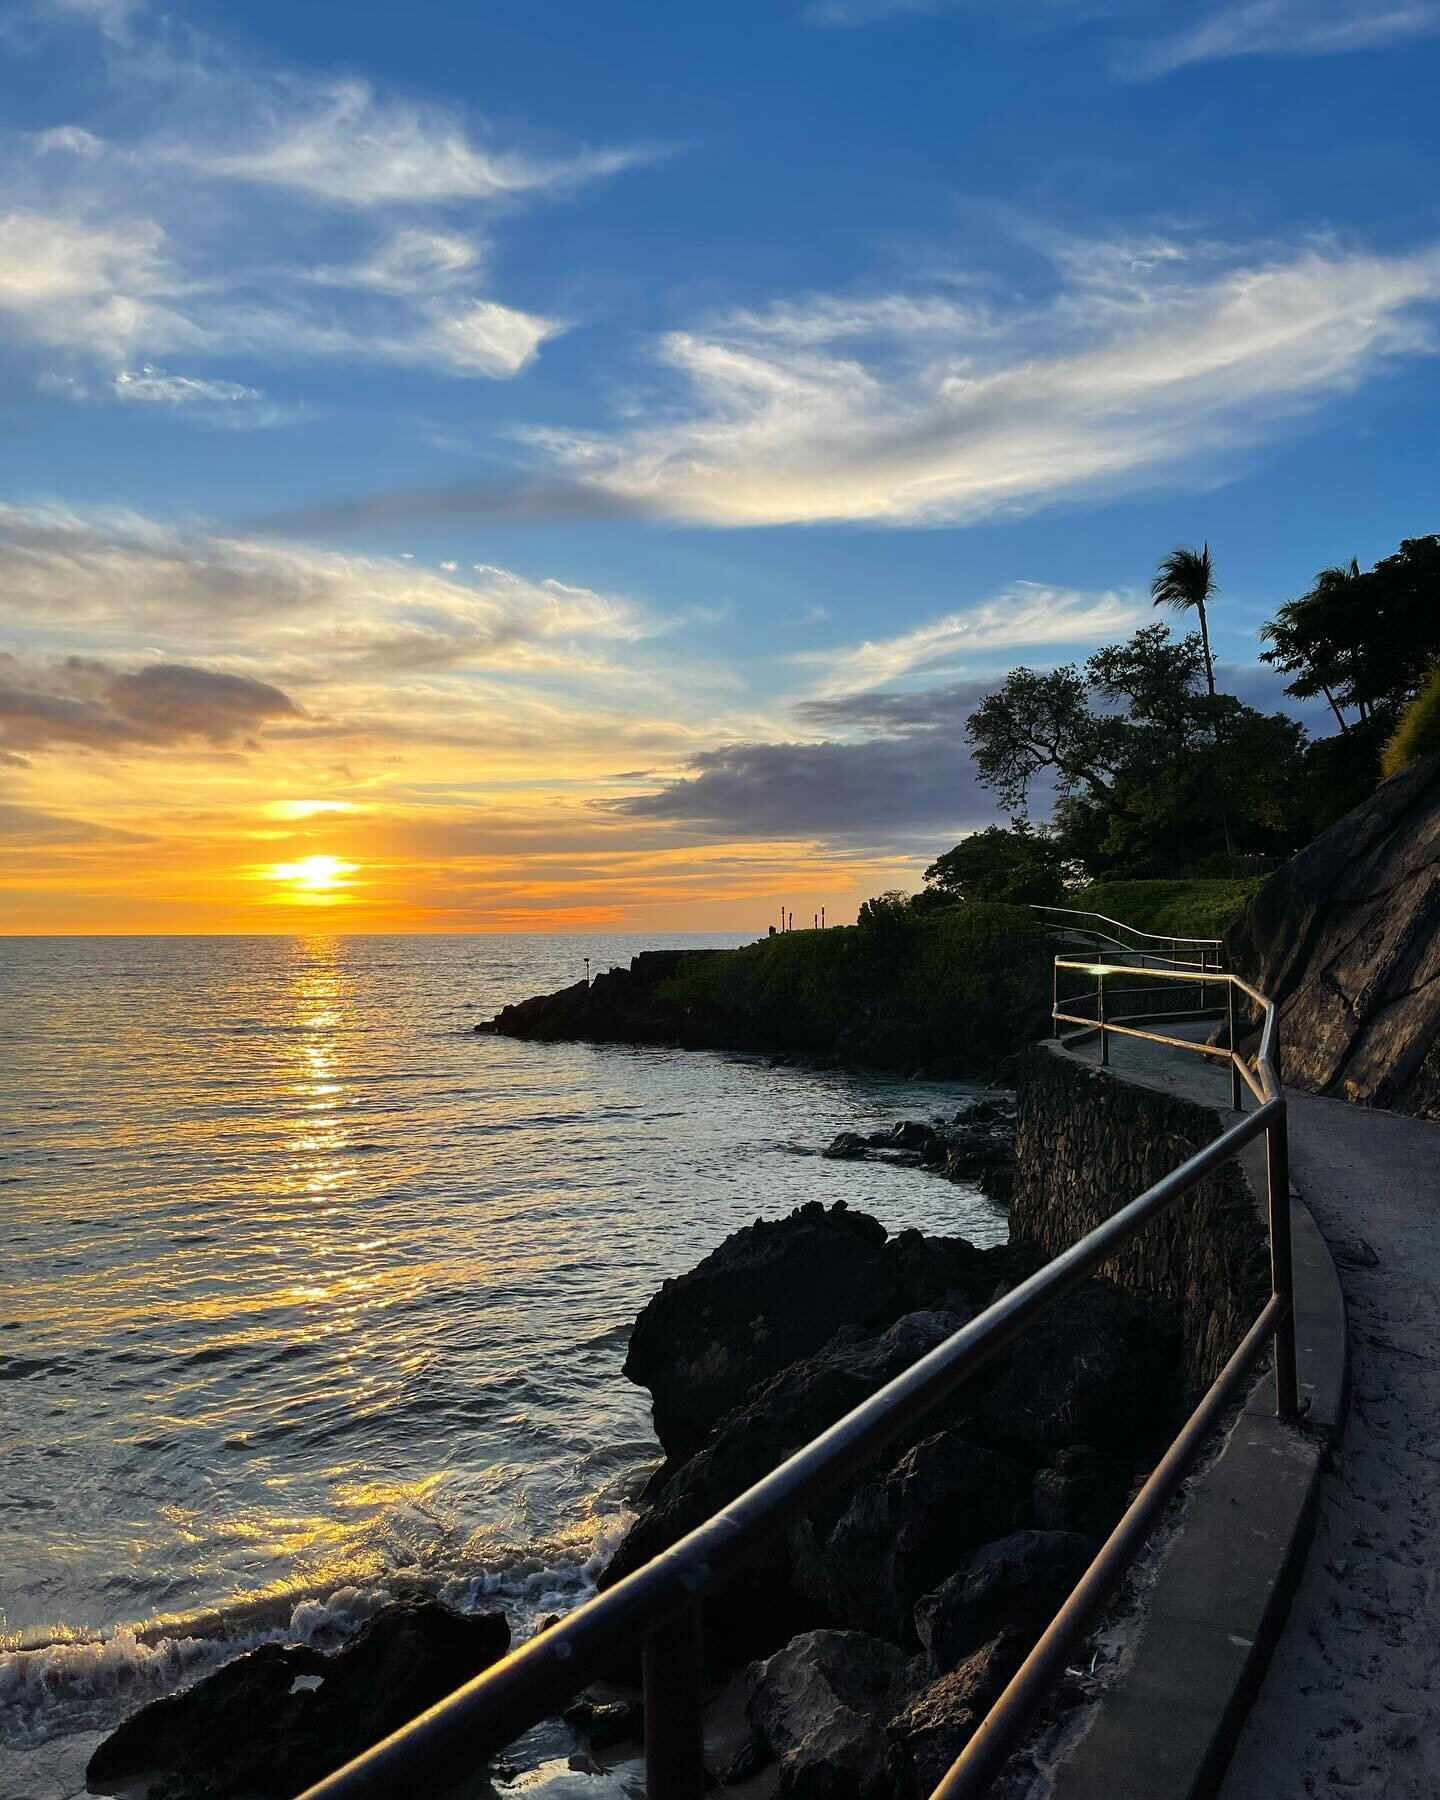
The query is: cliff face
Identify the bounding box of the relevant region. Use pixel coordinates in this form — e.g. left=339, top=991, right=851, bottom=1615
left=1225, top=751, right=1440, bottom=1121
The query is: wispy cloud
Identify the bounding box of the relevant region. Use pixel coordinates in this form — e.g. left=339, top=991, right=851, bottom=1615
left=803, top=0, right=946, bottom=25
left=1121, top=0, right=1440, bottom=76
left=0, top=20, right=646, bottom=407
left=160, top=76, right=653, bottom=209
left=521, top=237, right=1440, bottom=526
left=798, top=584, right=1144, bottom=695
left=0, top=503, right=652, bottom=678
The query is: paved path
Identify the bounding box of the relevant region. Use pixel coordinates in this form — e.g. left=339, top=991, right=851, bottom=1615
left=1091, top=1032, right=1440, bottom=1799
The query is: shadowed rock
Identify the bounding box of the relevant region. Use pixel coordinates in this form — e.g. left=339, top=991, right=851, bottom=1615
left=623, top=1201, right=902, bottom=1464
left=914, top=1531, right=1096, bottom=1671
left=795, top=1432, right=1029, bottom=1645
left=85, top=1600, right=510, bottom=1800
left=745, top=1629, right=914, bottom=1800
left=1226, top=749, right=1440, bottom=1119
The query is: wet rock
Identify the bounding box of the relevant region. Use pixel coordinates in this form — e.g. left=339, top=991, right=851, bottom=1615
left=1032, top=1446, right=1131, bottom=1539
left=485, top=950, right=720, bottom=1047
left=562, top=1696, right=644, bottom=1751
left=887, top=1633, right=1028, bottom=1797
left=914, top=1531, right=1096, bottom=1671
left=601, top=1312, right=964, bottom=1653
left=796, top=1432, right=1029, bottom=1645
left=746, top=1629, right=913, bottom=1800
left=823, top=1132, right=871, bottom=1160
left=623, top=1201, right=902, bottom=1463
left=85, top=1599, right=510, bottom=1800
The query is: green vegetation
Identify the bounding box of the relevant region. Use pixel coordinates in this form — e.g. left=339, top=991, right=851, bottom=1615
left=1068, top=879, right=1263, bottom=940
left=658, top=903, right=1047, bottom=1066
left=1382, top=667, right=1440, bottom=778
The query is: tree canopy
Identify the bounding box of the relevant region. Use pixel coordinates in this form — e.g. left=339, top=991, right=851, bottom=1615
left=965, top=622, right=1306, bottom=879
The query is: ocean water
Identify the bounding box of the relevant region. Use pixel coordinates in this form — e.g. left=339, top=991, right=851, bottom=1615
left=0, top=932, right=1006, bottom=1763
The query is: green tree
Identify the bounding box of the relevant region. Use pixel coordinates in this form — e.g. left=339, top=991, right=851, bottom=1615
left=966, top=623, right=1307, bottom=878
left=1261, top=537, right=1440, bottom=728
left=1152, top=542, right=1218, bottom=697
left=923, top=824, right=1066, bottom=906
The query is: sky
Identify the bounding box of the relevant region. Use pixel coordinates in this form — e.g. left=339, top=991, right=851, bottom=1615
left=1, top=0, right=1437, bottom=934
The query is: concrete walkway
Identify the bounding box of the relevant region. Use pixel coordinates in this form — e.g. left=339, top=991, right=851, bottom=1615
left=1085, top=1031, right=1440, bottom=1799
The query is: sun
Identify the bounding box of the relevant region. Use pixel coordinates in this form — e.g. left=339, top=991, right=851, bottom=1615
left=270, top=855, right=358, bottom=892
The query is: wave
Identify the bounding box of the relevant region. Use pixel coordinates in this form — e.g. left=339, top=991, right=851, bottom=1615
left=0, top=1512, right=634, bottom=1751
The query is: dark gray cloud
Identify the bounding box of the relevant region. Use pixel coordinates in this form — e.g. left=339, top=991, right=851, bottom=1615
left=793, top=679, right=995, bottom=736
left=0, top=656, right=304, bottom=758
left=606, top=721, right=1001, bottom=849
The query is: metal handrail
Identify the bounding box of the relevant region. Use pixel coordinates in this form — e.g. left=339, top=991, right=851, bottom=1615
left=296, top=934, right=1296, bottom=1800
left=1031, top=902, right=1224, bottom=949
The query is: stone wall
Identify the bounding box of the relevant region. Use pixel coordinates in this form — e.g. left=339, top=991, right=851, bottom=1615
left=1011, top=1042, right=1270, bottom=1402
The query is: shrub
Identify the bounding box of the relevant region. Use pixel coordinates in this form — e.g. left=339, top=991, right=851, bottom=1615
left=1381, top=666, right=1440, bottom=778
left=1069, top=878, right=1263, bottom=941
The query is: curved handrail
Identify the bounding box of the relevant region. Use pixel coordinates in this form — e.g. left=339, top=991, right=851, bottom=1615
left=296, top=932, right=1294, bottom=1800
left=1031, top=902, right=1223, bottom=948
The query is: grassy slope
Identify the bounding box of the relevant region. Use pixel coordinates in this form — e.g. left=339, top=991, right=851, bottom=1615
left=1070, top=878, right=1263, bottom=941
left=656, top=903, right=1046, bottom=1064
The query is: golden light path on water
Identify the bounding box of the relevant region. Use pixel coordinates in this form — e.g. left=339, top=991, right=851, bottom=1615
left=0, top=931, right=1007, bottom=1748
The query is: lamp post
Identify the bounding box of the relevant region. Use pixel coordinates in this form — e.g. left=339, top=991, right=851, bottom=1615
left=584, top=957, right=591, bottom=986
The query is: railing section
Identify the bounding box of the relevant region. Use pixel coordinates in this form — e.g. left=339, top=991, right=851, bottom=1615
left=296, top=914, right=1299, bottom=1800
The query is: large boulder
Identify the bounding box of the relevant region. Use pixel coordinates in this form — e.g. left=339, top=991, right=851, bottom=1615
left=1226, top=750, right=1440, bottom=1119
left=745, top=1629, right=913, bottom=1800
left=796, top=1432, right=1029, bottom=1644
left=85, top=1599, right=510, bottom=1800
left=1032, top=1445, right=1131, bottom=1539
left=623, top=1202, right=903, bottom=1463
left=600, top=1312, right=965, bottom=1653
left=887, top=1633, right=1028, bottom=1798
left=950, top=1280, right=1174, bottom=1462
left=914, top=1531, right=1095, bottom=1671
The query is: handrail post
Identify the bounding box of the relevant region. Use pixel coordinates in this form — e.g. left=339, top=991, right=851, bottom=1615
left=643, top=1596, right=706, bottom=1800
left=1052, top=956, right=1058, bottom=1038
left=1265, top=1025, right=1298, bottom=1423
left=1097, top=970, right=1108, bottom=1066
left=1227, top=980, right=1243, bottom=1113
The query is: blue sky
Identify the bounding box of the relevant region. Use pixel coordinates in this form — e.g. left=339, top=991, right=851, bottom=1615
left=1, top=0, right=1437, bottom=930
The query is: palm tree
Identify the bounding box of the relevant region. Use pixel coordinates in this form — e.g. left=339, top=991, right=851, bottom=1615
left=1152, top=542, right=1218, bottom=698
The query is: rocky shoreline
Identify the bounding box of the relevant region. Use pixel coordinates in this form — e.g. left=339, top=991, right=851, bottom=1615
left=88, top=1089, right=1181, bottom=1800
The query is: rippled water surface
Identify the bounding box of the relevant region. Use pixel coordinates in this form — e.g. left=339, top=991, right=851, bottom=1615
left=0, top=932, right=1004, bottom=1745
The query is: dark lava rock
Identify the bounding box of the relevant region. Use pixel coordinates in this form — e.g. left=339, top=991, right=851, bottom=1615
left=85, top=1599, right=510, bottom=1800
left=914, top=1531, right=1096, bottom=1671
left=953, top=1280, right=1175, bottom=1462
left=562, top=1696, right=644, bottom=1751
left=601, top=1312, right=964, bottom=1652
left=484, top=950, right=721, bottom=1047
left=887, top=1633, right=1028, bottom=1797
left=796, top=1431, right=1029, bottom=1645
left=1226, top=749, right=1440, bottom=1120
left=746, top=1629, right=913, bottom=1800
left=823, top=1131, right=871, bottom=1160
left=623, top=1201, right=901, bottom=1463
left=1032, top=1445, right=1131, bottom=1539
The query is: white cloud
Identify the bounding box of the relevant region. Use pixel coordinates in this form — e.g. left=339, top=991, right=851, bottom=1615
left=158, top=77, right=649, bottom=209
left=0, top=205, right=560, bottom=384
left=528, top=238, right=1440, bottom=525
left=798, top=585, right=1145, bottom=696
left=312, top=228, right=484, bottom=294
left=1121, top=0, right=1440, bottom=75
left=0, top=502, right=651, bottom=677
left=112, top=365, right=264, bottom=407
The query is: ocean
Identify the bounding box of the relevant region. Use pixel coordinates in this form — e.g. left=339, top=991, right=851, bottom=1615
left=0, top=932, right=1006, bottom=1781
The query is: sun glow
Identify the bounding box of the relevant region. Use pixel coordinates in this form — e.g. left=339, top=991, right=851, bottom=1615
left=269, top=855, right=359, bottom=894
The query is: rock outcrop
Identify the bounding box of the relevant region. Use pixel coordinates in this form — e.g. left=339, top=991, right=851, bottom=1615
left=1226, top=749, right=1440, bottom=1120
left=85, top=1599, right=510, bottom=1800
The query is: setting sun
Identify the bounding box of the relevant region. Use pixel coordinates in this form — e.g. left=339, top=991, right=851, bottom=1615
left=269, top=855, right=359, bottom=893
